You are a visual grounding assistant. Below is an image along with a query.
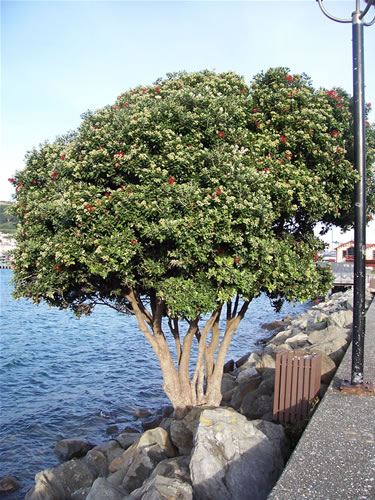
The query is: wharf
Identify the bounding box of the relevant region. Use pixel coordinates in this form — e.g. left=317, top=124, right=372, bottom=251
left=268, top=298, right=375, bottom=499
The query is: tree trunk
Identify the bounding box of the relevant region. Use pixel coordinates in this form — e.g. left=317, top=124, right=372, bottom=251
left=126, top=287, right=249, bottom=419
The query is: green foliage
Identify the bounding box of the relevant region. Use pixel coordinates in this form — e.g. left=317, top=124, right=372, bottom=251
left=0, top=203, right=18, bottom=234
left=9, top=68, right=375, bottom=319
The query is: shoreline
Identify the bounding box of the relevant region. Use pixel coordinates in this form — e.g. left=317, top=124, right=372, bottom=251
left=16, top=287, right=367, bottom=499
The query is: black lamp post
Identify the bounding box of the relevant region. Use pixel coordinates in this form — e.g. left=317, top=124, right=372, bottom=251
left=317, top=0, right=375, bottom=388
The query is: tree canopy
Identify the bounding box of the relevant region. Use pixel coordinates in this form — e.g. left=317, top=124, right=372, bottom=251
left=9, top=67, right=375, bottom=414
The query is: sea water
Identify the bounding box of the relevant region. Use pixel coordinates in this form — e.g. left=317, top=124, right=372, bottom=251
left=0, top=269, right=311, bottom=499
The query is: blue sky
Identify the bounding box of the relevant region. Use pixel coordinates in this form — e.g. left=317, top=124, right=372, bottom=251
left=1, top=0, right=375, bottom=243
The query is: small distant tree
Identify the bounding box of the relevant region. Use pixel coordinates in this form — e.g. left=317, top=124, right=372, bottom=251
left=9, top=68, right=375, bottom=417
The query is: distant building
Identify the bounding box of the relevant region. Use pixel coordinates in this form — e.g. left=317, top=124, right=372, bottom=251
left=0, top=232, right=16, bottom=263
left=336, top=240, right=375, bottom=268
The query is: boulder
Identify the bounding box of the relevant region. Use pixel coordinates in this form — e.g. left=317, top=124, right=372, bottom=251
left=189, top=408, right=286, bottom=500
left=71, top=487, right=92, bottom=499
left=93, top=440, right=125, bottom=463
left=129, top=456, right=192, bottom=499
left=129, top=475, right=193, bottom=500
left=116, top=431, right=141, bottom=450
left=237, top=366, right=259, bottom=384
left=284, top=333, right=308, bottom=348
left=108, top=427, right=177, bottom=494
left=133, top=408, right=152, bottom=419
left=86, top=477, right=126, bottom=500
left=240, top=379, right=274, bottom=420
left=221, top=372, right=237, bottom=394
left=141, top=415, right=163, bottom=431
left=0, top=475, right=22, bottom=493
left=229, top=376, right=262, bottom=410
left=83, top=448, right=110, bottom=478
left=223, top=359, right=235, bottom=373
left=310, top=349, right=337, bottom=384
left=54, top=438, right=95, bottom=461
left=169, top=407, right=203, bottom=455
left=255, top=354, right=276, bottom=373
left=307, top=325, right=350, bottom=346
left=25, top=458, right=95, bottom=500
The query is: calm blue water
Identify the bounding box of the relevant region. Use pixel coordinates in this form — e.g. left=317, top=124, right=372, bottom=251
left=0, top=269, right=311, bottom=498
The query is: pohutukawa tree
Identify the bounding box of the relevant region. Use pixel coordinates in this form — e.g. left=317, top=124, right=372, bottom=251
left=9, top=68, right=375, bottom=418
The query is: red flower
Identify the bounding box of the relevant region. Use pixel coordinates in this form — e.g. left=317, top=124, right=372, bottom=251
left=256, top=122, right=261, bottom=128
left=233, top=256, right=240, bottom=264
left=216, top=188, right=222, bottom=196
left=16, top=182, right=23, bottom=191
left=104, top=192, right=110, bottom=197
left=51, top=172, right=58, bottom=179
left=241, top=88, right=247, bottom=93
left=280, top=135, right=287, bottom=144
left=113, top=105, right=119, bottom=110
left=331, top=130, right=339, bottom=137
left=368, top=215, right=373, bottom=221
left=93, top=126, right=99, bottom=130
left=367, top=103, right=372, bottom=109
left=155, top=87, right=160, bottom=92
left=61, top=155, right=65, bottom=160
left=326, top=90, right=336, bottom=97
left=338, top=104, right=344, bottom=109
left=264, top=168, right=270, bottom=173
left=122, top=103, right=128, bottom=107
left=85, top=204, right=94, bottom=211
left=284, top=75, right=293, bottom=83
left=117, top=151, right=125, bottom=156
left=218, top=131, right=225, bottom=138
left=366, top=121, right=370, bottom=127
left=8, top=178, right=15, bottom=183
left=127, top=190, right=132, bottom=194
left=130, top=239, right=137, bottom=245
left=168, top=177, right=176, bottom=184
left=187, top=145, right=194, bottom=149
left=32, top=179, right=37, bottom=184
left=253, top=108, right=258, bottom=113
left=54, top=265, right=63, bottom=272
left=99, top=146, right=105, bottom=150
left=142, top=88, right=148, bottom=94
left=285, top=153, right=292, bottom=159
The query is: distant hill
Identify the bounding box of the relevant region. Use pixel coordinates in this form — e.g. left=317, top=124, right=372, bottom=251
left=0, top=202, right=18, bottom=234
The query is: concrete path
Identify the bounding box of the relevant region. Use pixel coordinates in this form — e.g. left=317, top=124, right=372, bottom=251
left=269, top=299, right=375, bottom=500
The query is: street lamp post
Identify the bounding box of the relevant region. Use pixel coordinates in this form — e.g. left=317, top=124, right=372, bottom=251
left=317, top=0, right=375, bottom=389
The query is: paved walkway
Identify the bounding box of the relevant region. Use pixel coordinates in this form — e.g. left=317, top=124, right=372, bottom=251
left=269, top=299, right=375, bottom=500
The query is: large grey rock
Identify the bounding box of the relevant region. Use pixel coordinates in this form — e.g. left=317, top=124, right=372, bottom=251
left=229, top=376, right=262, bottom=410
left=0, top=476, right=22, bottom=494
left=109, top=427, right=177, bottom=494
left=189, top=408, right=286, bottom=500
left=25, top=459, right=95, bottom=500
left=54, top=438, right=94, bottom=461
left=221, top=372, right=237, bottom=394
left=237, top=366, right=259, bottom=384
left=86, top=477, right=126, bottom=500
left=130, top=456, right=192, bottom=499
left=116, top=432, right=141, bottom=450
left=284, top=333, right=308, bottom=348
left=307, top=325, right=350, bottom=346
left=94, top=440, right=125, bottom=464
left=83, top=448, right=109, bottom=478
left=255, top=354, right=276, bottom=372
left=129, top=475, right=193, bottom=500
left=308, top=349, right=337, bottom=384
left=169, top=407, right=204, bottom=455
left=328, top=309, right=353, bottom=328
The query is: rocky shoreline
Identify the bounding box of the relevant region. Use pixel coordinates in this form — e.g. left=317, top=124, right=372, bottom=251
left=3, top=288, right=370, bottom=500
